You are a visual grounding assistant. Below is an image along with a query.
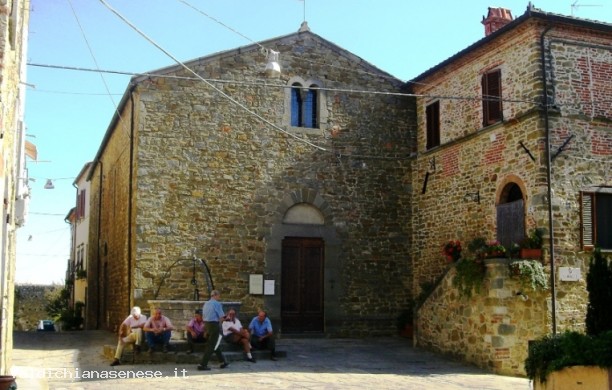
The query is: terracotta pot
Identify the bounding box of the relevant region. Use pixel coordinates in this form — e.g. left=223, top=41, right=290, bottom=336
left=520, top=248, right=542, bottom=260
left=0, top=376, right=15, bottom=390
left=399, top=324, right=413, bottom=339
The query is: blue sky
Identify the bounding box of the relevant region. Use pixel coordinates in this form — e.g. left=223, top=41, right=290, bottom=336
left=17, top=0, right=611, bottom=284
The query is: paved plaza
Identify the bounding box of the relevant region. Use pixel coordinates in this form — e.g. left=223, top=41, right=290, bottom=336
left=11, top=331, right=531, bottom=389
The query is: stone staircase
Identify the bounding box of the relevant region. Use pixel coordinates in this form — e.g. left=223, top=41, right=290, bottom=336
left=103, top=339, right=285, bottom=365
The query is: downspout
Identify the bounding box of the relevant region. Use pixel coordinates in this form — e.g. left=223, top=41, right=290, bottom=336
left=540, top=25, right=557, bottom=335
left=127, top=88, right=136, bottom=311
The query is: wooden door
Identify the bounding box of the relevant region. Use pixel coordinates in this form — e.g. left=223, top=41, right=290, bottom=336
left=281, top=237, right=324, bottom=333
left=497, top=199, right=525, bottom=248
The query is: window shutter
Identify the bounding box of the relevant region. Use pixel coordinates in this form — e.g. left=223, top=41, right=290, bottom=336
left=426, top=101, right=440, bottom=149
left=304, top=89, right=317, bottom=128
left=581, top=192, right=594, bottom=248
left=482, top=70, right=502, bottom=126
left=291, top=85, right=302, bottom=127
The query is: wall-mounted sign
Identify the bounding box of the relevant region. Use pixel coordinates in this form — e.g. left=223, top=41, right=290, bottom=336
left=559, top=267, right=581, bottom=282
left=249, top=274, right=263, bottom=294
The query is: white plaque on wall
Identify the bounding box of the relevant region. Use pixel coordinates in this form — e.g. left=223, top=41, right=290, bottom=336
left=559, top=267, right=581, bottom=282
left=249, top=274, right=263, bottom=294
left=264, top=280, right=275, bottom=295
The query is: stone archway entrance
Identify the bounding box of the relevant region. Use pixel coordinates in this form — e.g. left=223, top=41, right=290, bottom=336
left=497, top=182, right=525, bottom=248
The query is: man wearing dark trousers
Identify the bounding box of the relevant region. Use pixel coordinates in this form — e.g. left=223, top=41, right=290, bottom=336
left=198, top=290, right=229, bottom=370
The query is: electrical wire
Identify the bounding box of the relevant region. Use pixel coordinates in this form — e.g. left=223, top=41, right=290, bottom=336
left=67, top=0, right=132, bottom=140
left=27, top=62, right=544, bottom=106
left=99, top=0, right=328, bottom=153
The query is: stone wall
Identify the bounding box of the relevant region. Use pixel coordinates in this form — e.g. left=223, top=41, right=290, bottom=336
left=417, top=259, right=549, bottom=376
left=13, top=285, right=63, bottom=332
left=410, top=16, right=612, bottom=341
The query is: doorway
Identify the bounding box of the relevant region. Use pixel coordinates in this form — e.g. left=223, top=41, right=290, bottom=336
left=281, top=237, right=324, bottom=333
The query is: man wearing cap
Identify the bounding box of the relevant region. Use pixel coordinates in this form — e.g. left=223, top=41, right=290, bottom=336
left=186, top=309, right=207, bottom=354
left=197, top=290, right=229, bottom=370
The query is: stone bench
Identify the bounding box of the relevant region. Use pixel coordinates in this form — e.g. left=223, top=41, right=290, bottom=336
left=104, top=338, right=284, bottom=365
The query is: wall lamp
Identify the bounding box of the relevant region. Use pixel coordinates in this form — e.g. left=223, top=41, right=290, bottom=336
left=265, top=49, right=281, bottom=78
left=464, top=190, right=480, bottom=203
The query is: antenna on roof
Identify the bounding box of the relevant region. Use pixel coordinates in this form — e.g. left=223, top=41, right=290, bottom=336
left=571, top=0, right=603, bottom=16
left=297, top=0, right=306, bottom=23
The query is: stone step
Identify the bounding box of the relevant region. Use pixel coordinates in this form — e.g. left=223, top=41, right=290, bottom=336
left=104, top=340, right=284, bottom=365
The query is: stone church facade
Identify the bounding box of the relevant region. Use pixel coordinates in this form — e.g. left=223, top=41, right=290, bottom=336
left=85, top=24, right=416, bottom=336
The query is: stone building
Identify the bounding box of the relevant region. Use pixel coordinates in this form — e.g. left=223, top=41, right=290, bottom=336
left=65, top=162, right=91, bottom=325
left=85, top=24, right=416, bottom=335
left=409, top=6, right=611, bottom=374
left=0, top=0, right=30, bottom=375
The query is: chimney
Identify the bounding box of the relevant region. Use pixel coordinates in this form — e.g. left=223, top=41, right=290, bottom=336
left=482, top=7, right=513, bottom=36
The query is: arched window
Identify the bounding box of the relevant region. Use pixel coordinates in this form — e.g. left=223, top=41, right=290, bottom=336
left=289, top=81, right=319, bottom=128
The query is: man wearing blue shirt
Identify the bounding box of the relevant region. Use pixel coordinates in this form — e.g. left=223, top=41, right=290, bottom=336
left=248, top=310, right=277, bottom=360
left=197, top=290, right=229, bottom=370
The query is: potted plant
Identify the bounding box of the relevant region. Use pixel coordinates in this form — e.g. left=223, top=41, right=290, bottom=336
left=483, top=240, right=506, bottom=258
left=520, top=228, right=544, bottom=260
left=509, top=259, right=548, bottom=291
left=467, top=237, right=506, bottom=259
left=396, top=300, right=415, bottom=339
left=442, top=240, right=462, bottom=263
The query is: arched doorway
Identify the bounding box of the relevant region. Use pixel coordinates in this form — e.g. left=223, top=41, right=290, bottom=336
left=497, top=182, right=525, bottom=248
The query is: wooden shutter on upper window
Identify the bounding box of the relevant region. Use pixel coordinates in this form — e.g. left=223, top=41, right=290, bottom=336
left=581, top=192, right=594, bottom=248
left=482, top=70, right=502, bottom=126
left=426, top=101, right=440, bottom=150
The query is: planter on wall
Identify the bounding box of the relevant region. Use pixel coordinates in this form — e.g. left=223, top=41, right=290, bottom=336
left=520, top=248, right=542, bottom=260
left=0, top=376, right=15, bottom=390
left=534, top=366, right=612, bottom=390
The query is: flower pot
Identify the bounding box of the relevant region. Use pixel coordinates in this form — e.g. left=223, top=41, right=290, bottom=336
left=485, top=251, right=505, bottom=259
left=399, top=324, right=413, bottom=339
left=520, top=248, right=542, bottom=260
left=0, top=376, right=15, bottom=390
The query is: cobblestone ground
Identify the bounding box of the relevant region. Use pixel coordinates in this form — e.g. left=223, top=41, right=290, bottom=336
left=11, top=331, right=531, bottom=389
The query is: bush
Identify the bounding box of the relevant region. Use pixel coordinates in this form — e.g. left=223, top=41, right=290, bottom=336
left=525, top=331, right=612, bottom=383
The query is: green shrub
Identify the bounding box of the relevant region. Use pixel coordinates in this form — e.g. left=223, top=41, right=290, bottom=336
left=452, top=257, right=485, bottom=297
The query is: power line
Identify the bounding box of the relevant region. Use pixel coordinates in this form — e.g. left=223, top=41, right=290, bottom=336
left=99, top=0, right=328, bottom=153
left=27, top=62, right=542, bottom=106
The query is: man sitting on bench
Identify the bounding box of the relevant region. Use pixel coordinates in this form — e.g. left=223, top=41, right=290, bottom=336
left=248, top=310, right=277, bottom=361
left=222, top=308, right=255, bottom=363
left=110, top=306, right=147, bottom=366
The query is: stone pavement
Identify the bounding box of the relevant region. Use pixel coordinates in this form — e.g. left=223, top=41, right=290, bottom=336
left=11, top=331, right=531, bottom=389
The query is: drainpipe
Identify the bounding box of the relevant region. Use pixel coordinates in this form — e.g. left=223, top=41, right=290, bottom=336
left=541, top=25, right=557, bottom=336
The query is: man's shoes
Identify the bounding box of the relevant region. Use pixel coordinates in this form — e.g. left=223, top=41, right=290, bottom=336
left=219, top=362, right=229, bottom=369
left=197, top=365, right=211, bottom=371
left=162, top=344, right=168, bottom=353
left=147, top=347, right=154, bottom=355
left=110, top=358, right=121, bottom=367
left=186, top=348, right=193, bottom=355
left=134, top=345, right=141, bottom=354
left=246, top=357, right=256, bottom=363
